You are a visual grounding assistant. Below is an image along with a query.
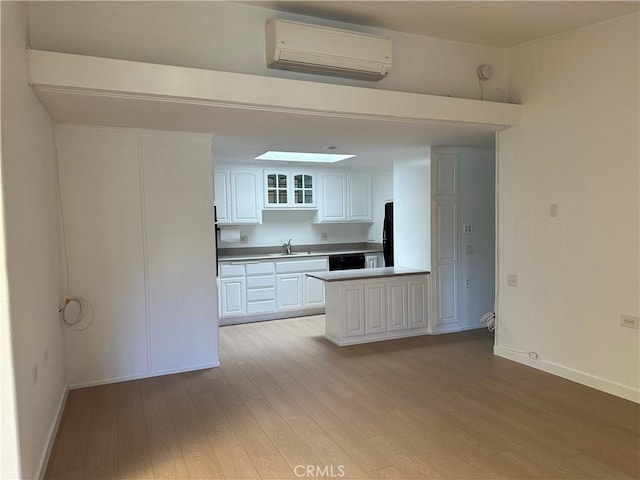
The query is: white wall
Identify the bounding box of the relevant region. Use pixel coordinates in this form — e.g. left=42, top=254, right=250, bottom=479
left=223, top=211, right=372, bottom=248
left=497, top=13, right=640, bottom=401
left=56, top=125, right=219, bottom=387
left=28, top=1, right=507, bottom=102
left=0, top=2, right=67, bottom=478
left=368, top=169, right=393, bottom=243
left=393, top=149, right=431, bottom=270
left=445, top=147, right=496, bottom=329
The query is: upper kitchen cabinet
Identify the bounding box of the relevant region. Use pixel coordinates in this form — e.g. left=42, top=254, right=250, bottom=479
left=317, top=171, right=373, bottom=223
left=264, top=170, right=316, bottom=208
left=215, top=167, right=261, bottom=224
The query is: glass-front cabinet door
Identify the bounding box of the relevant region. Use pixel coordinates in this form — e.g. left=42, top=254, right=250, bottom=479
left=265, top=172, right=288, bottom=206
left=264, top=171, right=315, bottom=208
left=293, top=173, right=314, bottom=206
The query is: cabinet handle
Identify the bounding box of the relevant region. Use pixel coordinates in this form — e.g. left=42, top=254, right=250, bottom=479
left=231, top=261, right=259, bottom=265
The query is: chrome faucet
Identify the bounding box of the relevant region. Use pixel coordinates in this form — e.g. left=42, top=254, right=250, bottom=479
left=282, top=238, right=292, bottom=255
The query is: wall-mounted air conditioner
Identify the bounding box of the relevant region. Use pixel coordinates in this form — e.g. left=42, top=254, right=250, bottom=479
left=265, top=19, right=392, bottom=81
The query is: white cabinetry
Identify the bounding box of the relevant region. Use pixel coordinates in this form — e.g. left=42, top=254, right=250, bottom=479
left=348, top=172, right=373, bottom=221
left=245, top=262, right=276, bottom=314
left=218, top=264, right=246, bottom=318
left=215, top=166, right=261, bottom=224
left=276, top=274, right=304, bottom=310
left=231, top=169, right=261, bottom=223
left=304, top=275, right=326, bottom=307
left=318, top=171, right=373, bottom=222
left=264, top=170, right=316, bottom=208
left=324, top=274, right=430, bottom=346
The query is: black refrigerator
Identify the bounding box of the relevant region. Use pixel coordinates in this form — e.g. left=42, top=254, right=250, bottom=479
left=383, top=202, right=394, bottom=266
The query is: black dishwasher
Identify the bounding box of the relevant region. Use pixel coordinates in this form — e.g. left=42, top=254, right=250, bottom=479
left=328, top=253, right=365, bottom=271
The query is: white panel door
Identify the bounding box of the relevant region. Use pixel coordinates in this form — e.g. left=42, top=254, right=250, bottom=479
left=387, top=280, right=408, bottom=331
left=276, top=274, right=304, bottom=310
left=140, top=133, right=218, bottom=373
left=434, top=152, right=459, bottom=195
left=348, top=172, right=373, bottom=221
left=364, top=283, right=386, bottom=334
left=408, top=278, right=429, bottom=328
left=304, top=275, right=325, bottom=307
left=434, top=199, right=458, bottom=327
left=231, top=169, right=260, bottom=223
left=214, top=168, right=230, bottom=223
left=320, top=173, right=347, bottom=221
left=220, top=278, right=246, bottom=317
left=342, top=285, right=365, bottom=337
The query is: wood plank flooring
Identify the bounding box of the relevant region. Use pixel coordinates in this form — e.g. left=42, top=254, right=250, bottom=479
left=46, top=315, right=640, bottom=479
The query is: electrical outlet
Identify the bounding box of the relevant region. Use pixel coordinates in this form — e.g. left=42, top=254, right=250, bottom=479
left=32, top=363, right=38, bottom=384
left=507, top=274, right=518, bottom=287
left=464, top=278, right=471, bottom=288
left=528, top=352, right=539, bottom=360
left=620, top=315, right=639, bottom=329
left=321, top=232, right=328, bottom=240
left=240, top=235, right=248, bottom=243
left=463, top=224, right=473, bottom=234
left=465, top=244, right=474, bottom=255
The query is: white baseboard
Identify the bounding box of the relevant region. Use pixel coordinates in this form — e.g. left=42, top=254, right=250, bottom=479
left=69, top=361, right=220, bottom=389
left=430, top=323, right=484, bottom=335
left=494, top=345, right=639, bottom=403
left=37, top=379, right=69, bottom=480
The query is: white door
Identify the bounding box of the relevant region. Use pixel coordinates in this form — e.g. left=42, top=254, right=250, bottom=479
left=320, top=173, right=347, bottom=221
left=304, top=275, right=325, bottom=307
left=214, top=169, right=230, bottom=223
left=276, top=274, right=303, bottom=310
left=348, top=172, right=373, bottom=221
left=219, top=278, right=246, bottom=317
left=231, top=169, right=260, bottom=223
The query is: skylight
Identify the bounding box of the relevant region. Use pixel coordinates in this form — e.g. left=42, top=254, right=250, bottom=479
left=254, top=151, right=356, bottom=163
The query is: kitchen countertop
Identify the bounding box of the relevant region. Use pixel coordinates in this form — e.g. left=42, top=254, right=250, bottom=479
left=218, top=248, right=383, bottom=262
left=306, top=267, right=430, bottom=282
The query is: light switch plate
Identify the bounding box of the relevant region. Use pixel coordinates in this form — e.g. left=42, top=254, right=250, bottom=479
left=463, top=224, right=473, bottom=234
left=620, top=315, right=639, bottom=329
left=465, top=245, right=474, bottom=255
left=549, top=203, right=558, bottom=217
left=507, top=274, right=518, bottom=287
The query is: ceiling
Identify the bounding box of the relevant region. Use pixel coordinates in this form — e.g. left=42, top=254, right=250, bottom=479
left=222, top=1, right=637, bottom=166
left=241, top=1, right=639, bottom=47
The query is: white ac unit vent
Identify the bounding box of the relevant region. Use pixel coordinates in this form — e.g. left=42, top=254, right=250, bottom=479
left=265, top=19, right=392, bottom=81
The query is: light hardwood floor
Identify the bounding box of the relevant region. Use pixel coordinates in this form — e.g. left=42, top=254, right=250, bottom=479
left=46, top=315, right=639, bottom=479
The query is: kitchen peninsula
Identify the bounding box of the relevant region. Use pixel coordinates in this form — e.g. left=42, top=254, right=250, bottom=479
left=307, top=267, right=430, bottom=346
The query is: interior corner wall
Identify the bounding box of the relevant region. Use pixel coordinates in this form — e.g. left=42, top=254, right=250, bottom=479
left=1, top=2, right=67, bottom=478
left=496, top=13, right=640, bottom=401
left=393, top=149, right=431, bottom=270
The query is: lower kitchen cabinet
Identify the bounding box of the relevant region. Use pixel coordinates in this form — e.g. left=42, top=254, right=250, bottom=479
left=276, top=274, right=304, bottom=310
left=364, top=283, right=386, bottom=334
left=304, top=275, right=325, bottom=307
left=219, top=277, right=245, bottom=317
left=324, top=274, right=430, bottom=346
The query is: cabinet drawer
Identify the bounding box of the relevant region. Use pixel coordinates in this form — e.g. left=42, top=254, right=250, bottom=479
left=246, top=262, right=275, bottom=275
left=247, top=288, right=276, bottom=302
left=276, top=258, right=328, bottom=274
left=246, top=276, right=275, bottom=289
left=219, top=264, right=245, bottom=278
left=247, top=300, right=276, bottom=314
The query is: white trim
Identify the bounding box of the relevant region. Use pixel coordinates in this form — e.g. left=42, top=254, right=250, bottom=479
left=325, top=328, right=430, bottom=346
left=430, top=323, right=484, bottom=335
left=27, top=50, right=522, bottom=128
left=494, top=346, right=639, bottom=403
left=69, top=362, right=220, bottom=390
left=37, top=380, right=69, bottom=480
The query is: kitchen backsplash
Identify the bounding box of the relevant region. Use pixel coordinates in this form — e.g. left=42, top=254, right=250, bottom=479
left=217, top=210, right=375, bottom=248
